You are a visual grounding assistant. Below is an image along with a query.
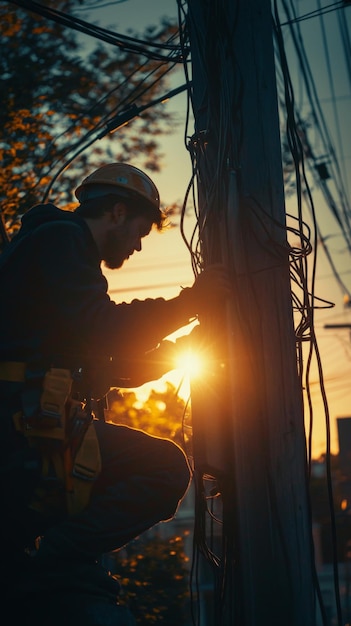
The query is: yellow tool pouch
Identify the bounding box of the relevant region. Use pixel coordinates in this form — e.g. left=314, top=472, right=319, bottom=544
left=11, top=366, right=102, bottom=517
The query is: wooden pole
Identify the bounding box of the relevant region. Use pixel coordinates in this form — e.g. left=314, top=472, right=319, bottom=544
left=187, top=1, right=315, bottom=623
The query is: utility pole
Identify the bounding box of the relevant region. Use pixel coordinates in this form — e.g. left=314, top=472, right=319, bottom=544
left=187, top=1, right=315, bottom=624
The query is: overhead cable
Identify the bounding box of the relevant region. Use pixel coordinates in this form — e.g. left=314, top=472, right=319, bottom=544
left=7, top=0, right=189, bottom=62
left=281, top=0, right=351, bottom=251
left=274, top=3, right=344, bottom=624
left=279, top=0, right=349, bottom=26
left=41, top=82, right=191, bottom=203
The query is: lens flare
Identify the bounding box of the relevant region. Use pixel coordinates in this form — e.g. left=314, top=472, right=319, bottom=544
left=174, top=349, right=204, bottom=379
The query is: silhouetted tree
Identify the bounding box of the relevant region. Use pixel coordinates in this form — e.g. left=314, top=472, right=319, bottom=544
left=0, top=0, right=178, bottom=244
left=114, top=532, right=191, bottom=625
left=107, top=381, right=192, bottom=452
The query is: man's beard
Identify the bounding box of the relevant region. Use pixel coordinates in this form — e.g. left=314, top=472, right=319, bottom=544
left=102, top=229, right=126, bottom=270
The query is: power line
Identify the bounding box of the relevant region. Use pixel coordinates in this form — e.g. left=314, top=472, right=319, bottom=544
left=41, top=82, right=190, bottom=202
left=279, top=1, right=349, bottom=27
left=74, top=0, right=128, bottom=10
left=7, top=0, right=188, bottom=61
left=108, top=279, right=191, bottom=295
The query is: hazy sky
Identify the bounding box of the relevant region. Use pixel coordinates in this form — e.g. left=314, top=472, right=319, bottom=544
left=73, top=0, right=351, bottom=458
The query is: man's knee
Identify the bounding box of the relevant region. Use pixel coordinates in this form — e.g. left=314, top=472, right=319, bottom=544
left=156, top=438, right=191, bottom=496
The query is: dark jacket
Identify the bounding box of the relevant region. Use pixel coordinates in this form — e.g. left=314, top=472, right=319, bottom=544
left=0, top=203, right=195, bottom=391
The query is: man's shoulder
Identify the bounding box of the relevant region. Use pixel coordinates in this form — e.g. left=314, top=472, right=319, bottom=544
left=23, top=204, right=90, bottom=245
left=26, top=203, right=84, bottom=232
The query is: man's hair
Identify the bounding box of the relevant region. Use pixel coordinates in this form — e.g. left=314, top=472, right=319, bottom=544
left=74, top=192, right=167, bottom=231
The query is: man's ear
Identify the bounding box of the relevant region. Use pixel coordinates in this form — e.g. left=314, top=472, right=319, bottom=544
left=110, top=202, right=127, bottom=225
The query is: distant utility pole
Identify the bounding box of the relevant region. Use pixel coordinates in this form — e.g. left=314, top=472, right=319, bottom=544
left=187, top=1, right=315, bottom=624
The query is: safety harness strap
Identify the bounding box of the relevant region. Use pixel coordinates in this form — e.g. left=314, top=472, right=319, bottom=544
left=67, top=423, right=102, bottom=516
left=1, top=361, right=101, bottom=517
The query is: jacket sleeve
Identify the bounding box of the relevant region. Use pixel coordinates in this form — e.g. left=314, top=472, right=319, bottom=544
left=87, top=339, right=180, bottom=395
left=33, top=219, right=197, bottom=362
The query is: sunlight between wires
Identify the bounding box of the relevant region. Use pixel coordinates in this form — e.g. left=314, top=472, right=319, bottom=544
left=134, top=322, right=207, bottom=403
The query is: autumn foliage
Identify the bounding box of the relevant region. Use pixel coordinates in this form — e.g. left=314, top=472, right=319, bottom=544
left=0, top=0, right=178, bottom=243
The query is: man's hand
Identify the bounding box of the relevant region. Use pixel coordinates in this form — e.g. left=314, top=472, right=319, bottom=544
left=193, top=263, right=231, bottom=298
left=182, top=264, right=232, bottom=315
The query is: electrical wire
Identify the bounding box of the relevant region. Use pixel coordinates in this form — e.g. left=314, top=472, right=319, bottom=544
left=74, top=0, right=128, bottom=10
left=36, top=34, right=183, bottom=199
left=281, top=4, right=351, bottom=622
left=41, top=56, right=153, bottom=162
left=316, top=0, right=349, bottom=193
left=40, top=77, right=189, bottom=203
left=178, top=0, right=348, bottom=622
left=281, top=0, right=351, bottom=252
left=7, top=0, right=189, bottom=62
left=274, top=2, right=344, bottom=623
left=6, top=0, right=349, bottom=620
left=177, top=1, right=249, bottom=623
left=279, top=0, right=348, bottom=27
left=337, top=6, right=351, bottom=89
left=2, top=1, right=186, bottom=209
left=274, top=4, right=325, bottom=616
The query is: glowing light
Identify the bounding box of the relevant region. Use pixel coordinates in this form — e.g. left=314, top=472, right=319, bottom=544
left=133, top=378, right=168, bottom=402
left=174, top=349, right=204, bottom=379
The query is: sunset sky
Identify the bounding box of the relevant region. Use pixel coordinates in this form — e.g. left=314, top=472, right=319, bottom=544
left=74, top=0, right=351, bottom=460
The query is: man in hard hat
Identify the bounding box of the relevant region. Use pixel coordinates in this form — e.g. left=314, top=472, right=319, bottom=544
left=0, top=163, right=230, bottom=623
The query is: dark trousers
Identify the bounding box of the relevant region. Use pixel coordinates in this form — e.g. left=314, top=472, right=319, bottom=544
left=37, top=420, right=191, bottom=561
left=2, top=417, right=191, bottom=561
left=1, top=395, right=191, bottom=623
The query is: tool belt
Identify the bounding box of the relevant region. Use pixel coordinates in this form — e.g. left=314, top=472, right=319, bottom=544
left=1, top=362, right=101, bottom=517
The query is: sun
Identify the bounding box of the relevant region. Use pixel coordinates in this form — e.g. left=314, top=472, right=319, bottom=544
left=174, top=348, right=204, bottom=380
